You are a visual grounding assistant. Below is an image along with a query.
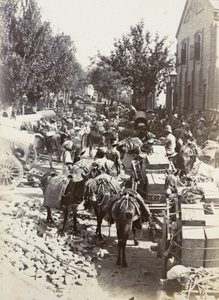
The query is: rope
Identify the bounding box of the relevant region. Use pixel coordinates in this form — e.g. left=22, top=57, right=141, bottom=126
left=171, top=240, right=219, bottom=251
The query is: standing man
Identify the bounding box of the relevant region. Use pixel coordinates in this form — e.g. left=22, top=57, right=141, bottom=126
left=106, top=138, right=122, bottom=176
left=164, top=125, right=176, bottom=158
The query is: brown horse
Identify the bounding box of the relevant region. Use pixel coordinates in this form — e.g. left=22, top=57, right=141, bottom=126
left=41, top=172, right=91, bottom=234
left=86, top=130, right=118, bottom=157
left=36, top=129, right=68, bottom=168
left=84, top=173, right=121, bottom=239
left=108, top=188, right=151, bottom=267
left=40, top=164, right=102, bottom=234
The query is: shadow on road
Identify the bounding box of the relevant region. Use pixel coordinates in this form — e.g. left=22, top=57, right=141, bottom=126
left=92, top=224, right=162, bottom=300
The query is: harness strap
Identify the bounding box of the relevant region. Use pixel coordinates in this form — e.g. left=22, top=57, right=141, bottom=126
left=111, top=195, right=141, bottom=222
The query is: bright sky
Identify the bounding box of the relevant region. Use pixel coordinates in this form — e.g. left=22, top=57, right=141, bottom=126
left=36, top=0, right=187, bottom=69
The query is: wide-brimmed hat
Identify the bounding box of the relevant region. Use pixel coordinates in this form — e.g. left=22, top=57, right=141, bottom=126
left=50, top=118, right=56, bottom=123
left=164, top=125, right=172, bottom=133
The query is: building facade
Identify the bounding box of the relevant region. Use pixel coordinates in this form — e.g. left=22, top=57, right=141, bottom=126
left=176, top=0, right=219, bottom=117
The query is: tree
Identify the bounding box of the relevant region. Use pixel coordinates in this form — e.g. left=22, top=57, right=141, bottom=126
left=110, top=20, right=174, bottom=107
left=0, top=0, right=84, bottom=108
left=87, top=53, right=123, bottom=105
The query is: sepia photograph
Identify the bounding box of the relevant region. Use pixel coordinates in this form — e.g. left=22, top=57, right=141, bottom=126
left=0, top=0, right=219, bottom=299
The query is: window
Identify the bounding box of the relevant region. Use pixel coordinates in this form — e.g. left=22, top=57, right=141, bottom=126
left=181, top=42, right=187, bottom=65
left=194, top=35, right=201, bottom=61
left=187, top=85, right=191, bottom=108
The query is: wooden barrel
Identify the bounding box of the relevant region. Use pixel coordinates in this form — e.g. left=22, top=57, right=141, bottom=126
left=134, top=111, right=147, bottom=127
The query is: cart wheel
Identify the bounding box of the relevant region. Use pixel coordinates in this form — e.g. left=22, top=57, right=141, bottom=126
left=0, top=155, right=23, bottom=190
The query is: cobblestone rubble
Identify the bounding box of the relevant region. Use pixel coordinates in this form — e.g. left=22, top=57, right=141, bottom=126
left=0, top=190, right=115, bottom=300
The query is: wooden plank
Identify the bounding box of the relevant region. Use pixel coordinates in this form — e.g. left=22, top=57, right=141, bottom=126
left=152, top=173, right=166, bottom=185
left=152, top=145, right=166, bottom=155
left=146, top=154, right=169, bottom=169
left=205, top=227, right=219, bottom=268
left=181, top=226, right=205, bottom=268
left=146, top=174, right=154, bottom=185
left=181, top=203, right=206, bottom=226
left=145, top=169, right=167, bottom=174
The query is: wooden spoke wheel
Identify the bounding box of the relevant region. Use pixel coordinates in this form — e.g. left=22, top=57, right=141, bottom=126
left=0, top=155, right=23, bottom=190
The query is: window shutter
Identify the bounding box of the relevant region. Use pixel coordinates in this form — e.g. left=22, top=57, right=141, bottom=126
left=190, top=45, right=194, bottom=60
left=194, top=42, right=200, bottom=60
left=181, top=48, right=186, bottom=65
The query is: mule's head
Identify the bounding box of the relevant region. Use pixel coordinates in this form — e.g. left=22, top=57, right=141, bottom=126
left=84, top=178, right=97, bottom=202
left=90, top=162, right=104, bottom=178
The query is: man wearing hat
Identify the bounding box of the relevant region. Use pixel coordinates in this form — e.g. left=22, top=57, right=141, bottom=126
left=164, top=125, right=176, bottom=158
left=106, top=138, right=122, bottom=176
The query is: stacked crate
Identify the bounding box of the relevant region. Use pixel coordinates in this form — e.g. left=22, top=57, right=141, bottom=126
left=144, top=150, right=169, bottom=201
left=181, top=203, right=206, bottom=268
left=180, top=202, right=219, bottom=268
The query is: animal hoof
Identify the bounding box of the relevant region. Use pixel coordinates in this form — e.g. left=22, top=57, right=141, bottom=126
left=122, top=263, right=127, bottom=268
left=134, top=239, right=139, bottom=246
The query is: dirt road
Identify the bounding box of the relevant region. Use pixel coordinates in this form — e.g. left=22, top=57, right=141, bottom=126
left=0, top=156, right=163, bottom=300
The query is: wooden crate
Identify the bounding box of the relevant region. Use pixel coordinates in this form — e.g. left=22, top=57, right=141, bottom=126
left=204, top=227, right=219, bottom=268
left=181, top=203, right=205, bottom=226
left=205, top=214, right=219, bottom=228
left=146, top=173, right=166, bottom=195
left=181, top=226, right=205, bottom=268
left=152, top=145, right=166, bottom=155
left=145, top=153, right=169, bottom=170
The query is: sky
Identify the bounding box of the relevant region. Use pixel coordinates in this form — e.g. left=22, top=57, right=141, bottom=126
left=36, top=0, right=187, bottom=69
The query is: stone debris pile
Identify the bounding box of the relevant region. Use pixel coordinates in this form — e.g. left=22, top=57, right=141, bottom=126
left=0, top=191, right=110, bottom=297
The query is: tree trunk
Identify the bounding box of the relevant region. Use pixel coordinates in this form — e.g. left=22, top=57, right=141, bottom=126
left=132, top=89, right=137, bottom=107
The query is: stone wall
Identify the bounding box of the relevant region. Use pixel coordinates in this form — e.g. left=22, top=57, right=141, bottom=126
left=176, top=0, right=219, bottom=114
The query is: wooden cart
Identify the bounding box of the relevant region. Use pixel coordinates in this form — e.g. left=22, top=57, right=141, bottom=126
left=131, top=145, right=174, bottom=203
left=131, top=145, right=219, bottom=297
left=0, top=125, right=37, bottom=190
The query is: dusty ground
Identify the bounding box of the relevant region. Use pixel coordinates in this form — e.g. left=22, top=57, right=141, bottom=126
left=0, top=154, right=163, bottom=300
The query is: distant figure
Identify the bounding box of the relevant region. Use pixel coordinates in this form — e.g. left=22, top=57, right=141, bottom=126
left=106, top=138, right=122, bottom=176
left=62, top=140, right=74, bottom=175
left=164, top=125, right=176, bottom=157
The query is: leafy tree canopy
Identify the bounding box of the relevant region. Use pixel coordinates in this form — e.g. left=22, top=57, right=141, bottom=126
left=87, top=52, right=123, bottom=105
left=0, top=0, right=83, bottom=107
left=109, top=20, right=174, bottom=107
